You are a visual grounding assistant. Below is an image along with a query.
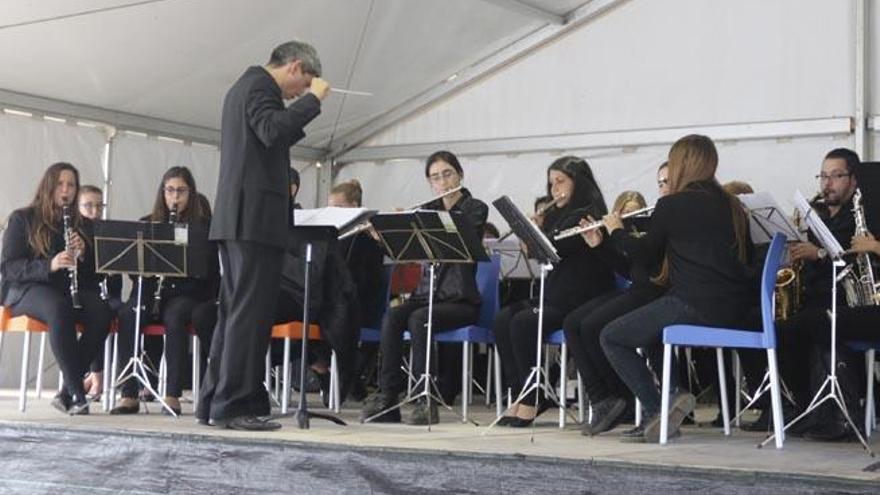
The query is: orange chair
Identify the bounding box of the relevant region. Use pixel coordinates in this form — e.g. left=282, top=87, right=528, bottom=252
left=268, top=321, right=339, bottom=413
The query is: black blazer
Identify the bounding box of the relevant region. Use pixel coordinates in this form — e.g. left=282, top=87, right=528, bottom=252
left=210, top=66, right=322, bottom=249
left=1, top=207, right=100, bottom=307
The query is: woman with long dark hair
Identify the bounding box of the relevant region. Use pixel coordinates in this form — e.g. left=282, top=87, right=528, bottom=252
left=600, top=135, right=756, bottom=443
left=111, top=166, right=216, bottom=416
left=494, top=156, right=617, bottom=427
left=1, top=162, right=112, bottom=415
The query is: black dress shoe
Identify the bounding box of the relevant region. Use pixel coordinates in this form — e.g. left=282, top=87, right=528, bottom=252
left=68, top=396, right=90, bottom=416
left=583, top=397, right=627, bottom=436
left=51, top=392, right=72, bottom=414
left=507, top=417, right=535, bottom=428
left=496, top=416, right=517, bottom=426
left=803, top=421, right=854, bottom=442
left=110, top=400, right=141, bottom=415
left=215, top=415, right=282, bottom=431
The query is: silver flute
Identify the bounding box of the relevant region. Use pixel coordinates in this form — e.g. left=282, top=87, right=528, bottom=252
left=150, top=205, right=178, bottom=318
left=553, top=205, right=655, bottom=240
left=61, top=203, right=82, bottom=309
left=338, top=186, right=464, bottom=240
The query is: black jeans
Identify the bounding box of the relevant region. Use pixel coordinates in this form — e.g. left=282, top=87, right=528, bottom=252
left=601, top=295, right=705, bottom=417
left=89, top=296, right=123, bottom=373
left=493, top=300, right=565, bottom=405
left=117, top=294, right=199, bottom=398
left=11, top=286, right=111, bottom=399
left=190, top=299, right=217, bottom=380
left=379, top=300, right=478, bottom=397
left=563, top=283, right=666, bottom=403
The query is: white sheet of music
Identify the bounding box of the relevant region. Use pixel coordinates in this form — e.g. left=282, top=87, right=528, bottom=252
left=793, top=190, right=844, bottom=259
left=740, top=191, right=806, bottom=243
left=294, top=207, right=372, bottom=229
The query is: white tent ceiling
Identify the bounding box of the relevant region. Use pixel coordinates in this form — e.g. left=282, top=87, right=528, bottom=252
left=0, top=0, right=593, bottom=153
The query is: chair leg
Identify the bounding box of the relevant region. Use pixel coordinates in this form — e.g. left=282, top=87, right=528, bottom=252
left=109, top=333, right=119, bottom=410
left=264, top=349, right=271, bottom=392
left=635, top=398, right=642, bottom=427
left=330, top=350, right=340, bottom=413
left=734, top=350, right=742, bottom=427
left=281, top=336, right=291, bottom=414
left=865, top=349, right=875, bottom=438
left=102, top=334, right=112, bottom=412
left=485, top=346, right=492, bottom=407
left=19, top=331, right=32, bottom=412
left=192, top=335, right=200, bottom=411
left=716, top=348, right=730, bottom=436
left=659, top=344, right=673, bottom=444
left=558, top=343, right=567, bottom=428
left=159, top=335, right=167, bottom=398
left=461, top=342, right=469, bottom=422
left=407, top=347, right=414, bottom=398
left=493, top=346, right=502, bottom=418
left=577, top=372, right=585, bottom=424
left=36, top=332, right=47, bottom=399
left=766, top=349, right=785, bottom=449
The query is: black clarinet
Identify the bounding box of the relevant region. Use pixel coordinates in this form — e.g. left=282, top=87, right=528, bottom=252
left=150, top=205, right=178, bottom=318
left=61, top=203, right=82, bottom=309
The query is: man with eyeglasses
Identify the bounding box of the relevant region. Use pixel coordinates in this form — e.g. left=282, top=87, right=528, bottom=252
left=741, top=148, right=863, bottom=440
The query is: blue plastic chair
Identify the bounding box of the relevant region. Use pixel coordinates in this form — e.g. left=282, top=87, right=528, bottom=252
left=659, top=233, right=787, bottom=448
left=846, top=340, right=880, bottom=436
left=434, top=254, right=502, bottom=421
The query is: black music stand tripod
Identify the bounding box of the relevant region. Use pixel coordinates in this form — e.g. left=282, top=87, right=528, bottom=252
left=362, top=209, right=488, bottom=430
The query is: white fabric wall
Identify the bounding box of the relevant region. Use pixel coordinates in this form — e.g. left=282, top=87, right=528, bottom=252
left=366, top=0, right=857, bottom=147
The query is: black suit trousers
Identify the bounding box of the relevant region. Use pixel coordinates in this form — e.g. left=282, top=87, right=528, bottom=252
left=197, top=240, right=283, bottom=421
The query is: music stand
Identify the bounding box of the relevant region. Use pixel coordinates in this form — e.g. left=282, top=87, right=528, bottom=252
left=760, top=191, right=874, bottom=455
left=95, top=220, right=193, bottom=417
left=486, top=196, right=564, bottom=438
left=272, top=225, right=346, bottom=429
left=740, top=192, right=807, bottom=244
left=362, top=209, right=488, bottom=430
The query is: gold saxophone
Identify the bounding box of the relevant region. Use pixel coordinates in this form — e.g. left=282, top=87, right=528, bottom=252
left=774, top=206, right=806, bottom=320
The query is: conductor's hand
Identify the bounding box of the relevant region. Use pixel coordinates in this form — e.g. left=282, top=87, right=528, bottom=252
left=603, top=212, right=623, bottom=234
left=790, top=242, right=820, bottom=262
left=851, top=233, right=880, bottom=256
left=309, top=78, right=330, bottom=101
left=51, top=251, right=76, bottom=272
left=581, top=216, right=603, bottom=248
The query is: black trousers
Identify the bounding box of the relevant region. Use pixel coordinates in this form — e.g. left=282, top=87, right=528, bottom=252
left=493, top=300, right=566, bottom=405
left=190, top=299, right=217, bottom=380
left=562, top=283, right=666, bottom=403
left=379, top=300, right=478, bottom=397
left=197, top=240, right=283, bottom=421
left=89, top=297, right=123, bottom=373
left=11, top=286, right=111, bottom=398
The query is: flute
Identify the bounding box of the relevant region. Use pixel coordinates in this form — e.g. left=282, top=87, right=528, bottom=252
left=61, top=203, right=82, bottom=309
left=553, top=205, right=655, bottom=240
left=338, top=186, right=464, bottom=240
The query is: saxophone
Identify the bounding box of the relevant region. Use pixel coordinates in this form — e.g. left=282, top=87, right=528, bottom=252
left=840, top=189, right=879, bottom=307
left=61, top=203, right=82, bottom=309
left=150, top=205, right=178, bottom=318
left=775, top=207, right=805, bottom=320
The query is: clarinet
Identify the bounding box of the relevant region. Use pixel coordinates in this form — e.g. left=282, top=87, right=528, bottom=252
left=61, top=203, right=82, bottom=309
left=150, top=205, right=178, bottom=318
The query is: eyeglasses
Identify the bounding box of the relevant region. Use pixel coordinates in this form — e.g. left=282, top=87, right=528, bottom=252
left=815, top=172, right=852, bottom=182
left=79, top=202, right=105, bottom=210
left=164, top=186, right=190, bottom=195
left=657, top=178, right=669, bottom=187
left=428, top=170, right=457, bottom=183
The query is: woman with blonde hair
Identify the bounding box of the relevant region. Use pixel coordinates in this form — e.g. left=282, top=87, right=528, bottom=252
left=599, top=135, right=756, bottom=443
left=612, top=190, right=647, bottom=215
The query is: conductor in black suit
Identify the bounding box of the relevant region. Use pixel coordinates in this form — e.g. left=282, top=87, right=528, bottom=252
left=197, top=41, right=330, bottom=430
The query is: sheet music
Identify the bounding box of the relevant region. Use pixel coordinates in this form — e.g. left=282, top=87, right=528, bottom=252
left=793, top=190, right=844, bottom=259
left=484, top=238, right=540, bottom=279
left=294, top=207, right=373, bottom=230
left=740, top=191, right=806, bottom=243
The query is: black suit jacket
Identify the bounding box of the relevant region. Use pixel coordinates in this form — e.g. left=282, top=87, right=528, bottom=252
left=210, top=66, right=321, bottom=249
left=1, top=207, right=100, bottom=307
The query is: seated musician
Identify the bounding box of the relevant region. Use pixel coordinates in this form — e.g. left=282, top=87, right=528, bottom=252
left=494, top=156, right=617, bottom=427
left=111, top=167, right=217, bottom=416
left=361, top=150, right=488, bottom=425
left=600, top=135, right=757, bottom=443
left=0, top=162, right=112, bottom=415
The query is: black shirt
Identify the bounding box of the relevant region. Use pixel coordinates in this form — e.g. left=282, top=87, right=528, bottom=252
left=611, top=180, right=756, bottom=327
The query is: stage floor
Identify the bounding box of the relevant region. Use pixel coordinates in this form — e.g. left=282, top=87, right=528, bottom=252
left=1, top=390, right=879, bottom=493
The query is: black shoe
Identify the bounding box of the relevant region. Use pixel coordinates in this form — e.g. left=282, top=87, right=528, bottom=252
left=68, top=396, right=90, bottom=416
left=408, top=401, right=439, bottom=425
left=214, top=415, right=282, bottom=431
left=110, top=399, right=141, bottom=415
left=360, top=392, right=401, bottom=423
left=620, top=419, right=650, bottom=442
left=507, top=417, right=535, bottom=428
left=803, top=420, right=855, bottom=442
left=583, top=397, right=627, bottom=436
left=496, top=415, right=517, bottom=426
left=51, top=392, right=72, bottom=414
